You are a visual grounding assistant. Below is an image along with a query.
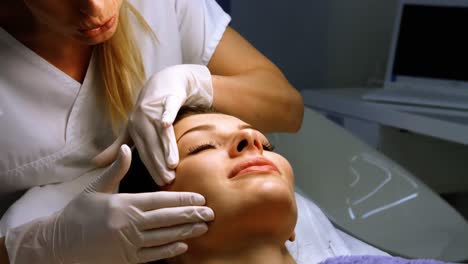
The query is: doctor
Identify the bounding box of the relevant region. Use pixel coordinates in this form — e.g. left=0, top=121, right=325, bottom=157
left=0, top=0, right=303, bottom=263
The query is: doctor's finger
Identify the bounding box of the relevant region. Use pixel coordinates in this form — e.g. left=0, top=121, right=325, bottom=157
left=124, top=191, right=206, bottom=211
left=137, top=242, right=188, bottom=263
left=92, top=129, right=132, bottom=167
left=150, top=124, right=176, bottom=183
left=160, top=126, right=179, bottom=169
left=140, top=206, right=215, bottom=230
left=161, top=95, right=184, bottom=127
left=148, top=149, right=176, bottom=185
left=139, top=222, right=208, bottom=248
left=129, top=126, right=165, bottom=186
left=132, top=119, right=175, bottom=185
left=86, top=144, right=132, bottom=193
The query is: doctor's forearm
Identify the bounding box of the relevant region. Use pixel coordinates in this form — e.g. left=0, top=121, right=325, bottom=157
left=0, top=237, right=9, bottom=264
left=212, top=69, right=304, bottom=133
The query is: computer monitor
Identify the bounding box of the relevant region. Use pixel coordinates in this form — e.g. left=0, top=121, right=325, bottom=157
left=385, top=0, right=468, bottom=90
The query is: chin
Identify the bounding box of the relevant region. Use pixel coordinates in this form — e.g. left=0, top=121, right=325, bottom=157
left=253, top=176, right=293, bottom=199
left=257, top=179, right=295, bottom=212
left=79, top=31, right=117, bottom=45
left=231, top=176, right=297, bottom=233
left=185, top=180, right=297, bottom=253
left=233, top=174, right=294, bottom=202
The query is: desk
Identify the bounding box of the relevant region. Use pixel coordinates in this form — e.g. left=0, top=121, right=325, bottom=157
left=301, top=88, right=468, bottom=146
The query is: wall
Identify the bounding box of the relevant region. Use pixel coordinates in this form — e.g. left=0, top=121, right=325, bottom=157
left=230, top=1, right=397, bottom=90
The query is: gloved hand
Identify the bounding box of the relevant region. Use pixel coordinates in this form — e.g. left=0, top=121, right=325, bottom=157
left=5, top=145, right=215, bottom=264
left=94, top=64, right=213, bottom=186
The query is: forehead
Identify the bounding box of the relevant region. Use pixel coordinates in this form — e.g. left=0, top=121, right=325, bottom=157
left=174, top=113, right=248, bottom=137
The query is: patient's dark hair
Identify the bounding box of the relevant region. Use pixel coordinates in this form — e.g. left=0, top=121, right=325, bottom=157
left=174, top=105, right=216, bottom=124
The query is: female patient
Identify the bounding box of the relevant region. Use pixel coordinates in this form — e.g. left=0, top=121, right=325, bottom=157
left=125, top=106, right=299, bottom=264
left=149, top=108, right=445, bottom=264
left=1, top=107, right=388, bottom=263
left=128, top=107, right=392, bottom=263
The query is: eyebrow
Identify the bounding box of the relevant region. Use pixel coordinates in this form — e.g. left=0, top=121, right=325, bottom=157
left=177, top=123, right=256, bottom=142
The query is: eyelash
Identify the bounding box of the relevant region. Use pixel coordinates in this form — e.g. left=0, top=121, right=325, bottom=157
left=262, top=142, right=275, bottom=151
left=187, top=141, right=218, bottom=155
left=187, top=140, right=276, bottom=155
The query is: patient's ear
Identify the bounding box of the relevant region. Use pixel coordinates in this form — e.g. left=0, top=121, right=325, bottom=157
left=288, top=231, right=296, bottom=242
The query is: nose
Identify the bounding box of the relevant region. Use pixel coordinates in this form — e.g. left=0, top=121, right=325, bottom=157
left=229, top=130, right=263, bottom=157
left=79, top=0, right=105, bottom=17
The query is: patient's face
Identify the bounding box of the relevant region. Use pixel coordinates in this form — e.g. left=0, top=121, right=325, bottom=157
left=166, top=113, right=297, bottom=251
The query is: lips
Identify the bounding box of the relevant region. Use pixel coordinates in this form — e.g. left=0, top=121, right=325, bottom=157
left=80, top=15, right=116, bottom=37
left=229, top=157, right=280, bottom=179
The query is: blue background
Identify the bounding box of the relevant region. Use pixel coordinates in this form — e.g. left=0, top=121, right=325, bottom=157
left=215, top=0, right=230, bottom=14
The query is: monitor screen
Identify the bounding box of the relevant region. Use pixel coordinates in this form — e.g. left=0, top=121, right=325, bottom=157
left=392, top=4, right=468, bottom=82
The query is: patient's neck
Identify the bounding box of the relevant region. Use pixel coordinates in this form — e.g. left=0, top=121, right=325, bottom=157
left=171, top=239, right=296, bottom=264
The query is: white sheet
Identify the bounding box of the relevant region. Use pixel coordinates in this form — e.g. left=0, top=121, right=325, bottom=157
left=287, top=193, right=389, bottom=264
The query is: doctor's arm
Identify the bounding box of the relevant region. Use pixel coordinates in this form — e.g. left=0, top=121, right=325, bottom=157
left=0, top=237, right=9, bottom=263
left=209, top=27, right=304, bottom=133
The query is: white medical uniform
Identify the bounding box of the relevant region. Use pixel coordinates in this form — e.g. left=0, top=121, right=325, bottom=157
left=0, top=0, right=231, bottom=219
left=0, top=0, right=387, bottom=262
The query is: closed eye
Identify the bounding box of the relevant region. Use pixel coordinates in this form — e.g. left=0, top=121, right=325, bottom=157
left=262, top=142, right=275, bottom=152
left=187, top=143, right=216, bottom=155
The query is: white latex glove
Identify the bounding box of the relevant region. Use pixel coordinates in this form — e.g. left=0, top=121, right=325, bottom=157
left=5, top=145, right=215, bottom=264
left=94, top=64, right=213, bottom=186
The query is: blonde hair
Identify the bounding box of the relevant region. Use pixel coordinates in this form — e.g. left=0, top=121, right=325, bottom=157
left=95, top=1, right=156, bottom=134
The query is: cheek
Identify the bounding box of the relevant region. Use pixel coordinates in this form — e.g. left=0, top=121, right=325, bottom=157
left=170, top=154, right=223, bottom=193
left=25, top=1, right=78, bottom=33
left=267, top=153, right=295, bottom=188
